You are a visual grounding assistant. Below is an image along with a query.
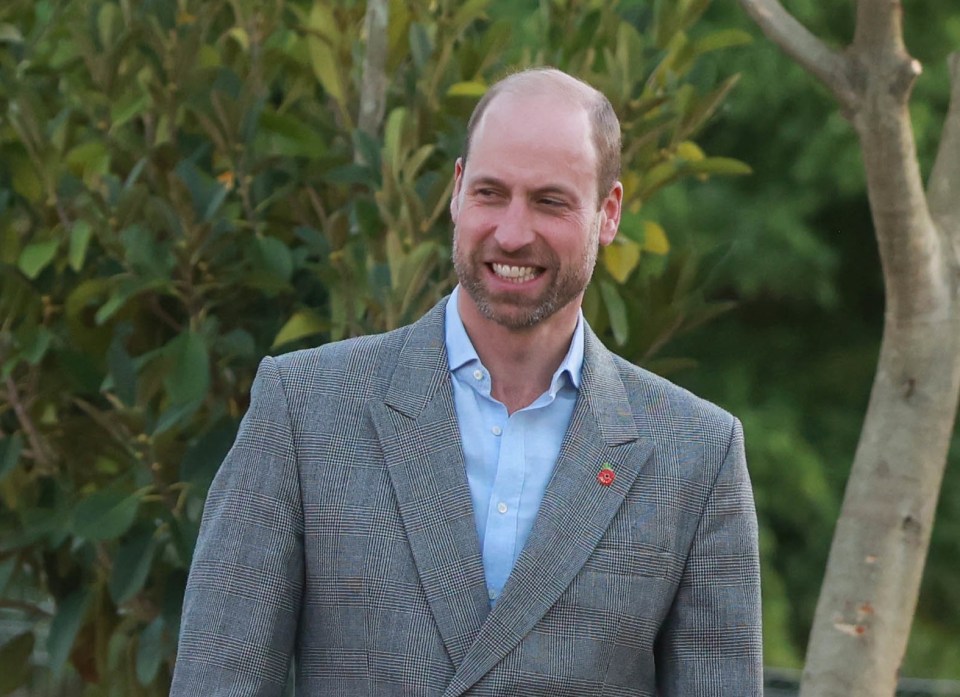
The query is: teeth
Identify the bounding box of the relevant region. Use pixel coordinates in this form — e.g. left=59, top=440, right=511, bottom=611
left=492, top=264, right=538, bottom=283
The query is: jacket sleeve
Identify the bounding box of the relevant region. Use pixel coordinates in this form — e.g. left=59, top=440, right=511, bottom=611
left=655, top=417, right=763, bottom=696
left=171, top=356, right=305, bottom=696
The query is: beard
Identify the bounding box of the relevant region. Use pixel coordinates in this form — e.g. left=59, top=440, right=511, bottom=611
left=452, top=222, right=600, bottom=331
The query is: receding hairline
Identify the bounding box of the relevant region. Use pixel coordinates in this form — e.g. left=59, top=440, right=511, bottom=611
left=465, top=69, right=605, bottom=146
left=461, top=67, right=622, bottom=204
left=484, top=68, right=604, bottom=110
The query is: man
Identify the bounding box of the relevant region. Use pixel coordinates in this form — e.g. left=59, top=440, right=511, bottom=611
left=171, top=68, right=762, bottom=696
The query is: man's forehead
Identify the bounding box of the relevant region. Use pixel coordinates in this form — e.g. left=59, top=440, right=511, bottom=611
left=470, top=94, right=594, bottom=154
left=479, top=88, right=590, bottom=123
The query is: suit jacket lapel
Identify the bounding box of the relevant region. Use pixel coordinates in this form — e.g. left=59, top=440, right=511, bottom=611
left=368, top=301, right=490, bottom=668
left=442, top=327, right=656, bottom=697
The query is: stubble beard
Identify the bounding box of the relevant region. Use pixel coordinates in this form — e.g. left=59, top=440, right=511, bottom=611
left=452, top=222, right=600, bottom=331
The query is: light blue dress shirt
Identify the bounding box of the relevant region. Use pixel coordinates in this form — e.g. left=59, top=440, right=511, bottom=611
left=444, top=286, right=583, bottom=605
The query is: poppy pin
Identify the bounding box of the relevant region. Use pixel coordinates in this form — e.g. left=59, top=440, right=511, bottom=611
left=597, top=464, right=615, bottom=486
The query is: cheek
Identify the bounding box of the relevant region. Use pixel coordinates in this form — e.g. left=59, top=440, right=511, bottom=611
left=456, top=207, right=500, bottom=235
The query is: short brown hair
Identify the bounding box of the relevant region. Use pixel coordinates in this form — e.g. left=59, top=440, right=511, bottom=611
left=461, top=68, right=622, bottom=206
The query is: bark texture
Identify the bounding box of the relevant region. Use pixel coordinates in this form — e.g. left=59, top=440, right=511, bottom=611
left=738, top=1, right=960, bottom=695
left=356, top=0, right=389, bottom=150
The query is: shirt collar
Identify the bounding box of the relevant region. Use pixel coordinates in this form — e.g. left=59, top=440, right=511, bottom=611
left=444, top=285, right=584, bottom=391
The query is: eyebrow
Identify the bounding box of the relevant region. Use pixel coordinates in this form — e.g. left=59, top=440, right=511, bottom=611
left=467, top=176, right=507, bottom=190
left=468, top=176, right=579, bottom=201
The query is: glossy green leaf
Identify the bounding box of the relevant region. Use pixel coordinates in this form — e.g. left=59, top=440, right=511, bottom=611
left=403, top=144, right=435, bottom=183
left=66, top=141, right=110, bottom=181
left=97, top=2, right=121, bottom=49
left=121, top=224, right=174, bottom=277
left=599, top=280, right=629, bottom=346
left=643, top=221, right=670, bottom=255
left=652, top=0, right=679, bottom=49
left=259, top=111, right=327, bottom=158
left=107, top=326, right=137, bottom=406
left=10, top=152, right=43, bottom=202
left=642, top=160, right=679, bottom=195
left=0, top=433, right=23, bottom=481
left=152, top=400, right=202, bottom=436
left=18, top=324, right=53, bottom=364
left=684, top=156, right=753, bottom=176
left=109, top=528, right=157, bottom=604
left=163, top=331, right=210, bottom=406
left=94, top=289, right=129, bottom=325
left=383, top=107, right=408, bottom=174
left=408, top=21, right=432, bottom=68
left=72, top=488, right=142, bottom=541
left=47, top=589, right=91, bottom=678
left=694, top=28, right=753, bottom=54
left=447, top=81, right=487, bottom=97
left=110, top=93, right=149, bottom=131
left=17, top=240, right=59, bottom=279
left=136, top=617, right=165, bottom=685
left=272, top=309, right=327, bottom=348
left=306, top=5, right=347, bottom=112
left=94, top=277, right=158, bottom=325
left=0, top=23, right=24, bottom=43
left=678, top=74, right=741, bottom=138
left=217, top=328, right=256, bottom=359
left=255, top=236, right=294, bottom=283
left=603, top=238, right=642, bottom=283
left=174, top=160, right=224, bottom=221
left=68, top=220, right=93, bottom=272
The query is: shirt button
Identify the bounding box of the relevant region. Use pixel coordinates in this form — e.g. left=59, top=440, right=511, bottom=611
left=473, top=369, right=483, bottom=380
left=491, top=425, right=502, bottom=436
left=497, top=502, right=508, bottom=514
left=488, top=588, right=498, bottom=600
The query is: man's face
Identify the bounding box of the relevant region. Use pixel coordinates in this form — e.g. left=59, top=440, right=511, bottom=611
left=450, top=91, right=621, bottom=332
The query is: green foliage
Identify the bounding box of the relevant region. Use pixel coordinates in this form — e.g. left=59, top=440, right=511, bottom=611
left=0, top=0, right=746, bottom=692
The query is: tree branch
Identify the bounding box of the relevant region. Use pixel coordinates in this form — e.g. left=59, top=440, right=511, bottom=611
left=3, top=375, right=54, bottom=473
left=356, top=0, right=388, bottom=159
left=737, top=0, right=858, bottom=112
left=850, top=0, right=920, bottom=103
left=927, top=52, right=960, bottom=251
left=853, top=0, right=906, bottom=59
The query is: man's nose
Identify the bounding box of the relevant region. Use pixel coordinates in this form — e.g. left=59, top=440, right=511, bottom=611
left=493, top=199, right=536, bottom=252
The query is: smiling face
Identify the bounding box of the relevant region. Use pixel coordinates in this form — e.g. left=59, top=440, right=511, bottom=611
left=450, top=89, right=622, bottom=333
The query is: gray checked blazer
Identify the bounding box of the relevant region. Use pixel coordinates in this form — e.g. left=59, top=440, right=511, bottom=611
left=171, top=297, right=762, bottom=696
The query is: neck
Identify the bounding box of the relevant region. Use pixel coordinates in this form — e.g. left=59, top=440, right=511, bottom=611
left=457, top=292, right=580, bottom=414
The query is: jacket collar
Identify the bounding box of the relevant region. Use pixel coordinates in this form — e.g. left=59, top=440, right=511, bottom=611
left=372, top=296, right=654, bottom=693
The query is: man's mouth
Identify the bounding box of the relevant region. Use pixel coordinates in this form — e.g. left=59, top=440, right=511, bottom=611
left=490, top=263, right=541, bottom=283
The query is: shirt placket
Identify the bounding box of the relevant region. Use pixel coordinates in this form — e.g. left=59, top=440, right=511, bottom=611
left=482, top=411, right=524, bottom=600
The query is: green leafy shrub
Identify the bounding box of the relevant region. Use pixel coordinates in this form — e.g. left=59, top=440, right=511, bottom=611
left=0, top=0, right=746, bottom=692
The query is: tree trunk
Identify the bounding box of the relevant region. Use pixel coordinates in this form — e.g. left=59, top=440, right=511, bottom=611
left=737, top=1, right=960, bottom=695
left=356, top=0, right=389, bottom=149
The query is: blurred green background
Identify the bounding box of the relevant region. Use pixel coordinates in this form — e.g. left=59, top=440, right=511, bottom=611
left=1, top=0, right=958, bottom=694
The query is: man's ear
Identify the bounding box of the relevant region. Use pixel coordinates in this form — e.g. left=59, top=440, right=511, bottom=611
left=450, top=158, right=465, bottom=222
left=598, top=181, right=623, bottom=246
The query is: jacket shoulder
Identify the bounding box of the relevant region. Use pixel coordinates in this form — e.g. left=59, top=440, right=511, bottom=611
left=610, top=352, right=737, bottom=439
left=267, top=325, right=412, bottom=403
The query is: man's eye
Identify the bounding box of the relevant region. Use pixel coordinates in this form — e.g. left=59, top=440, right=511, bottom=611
left=539, top=197, right=563, bottom=207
